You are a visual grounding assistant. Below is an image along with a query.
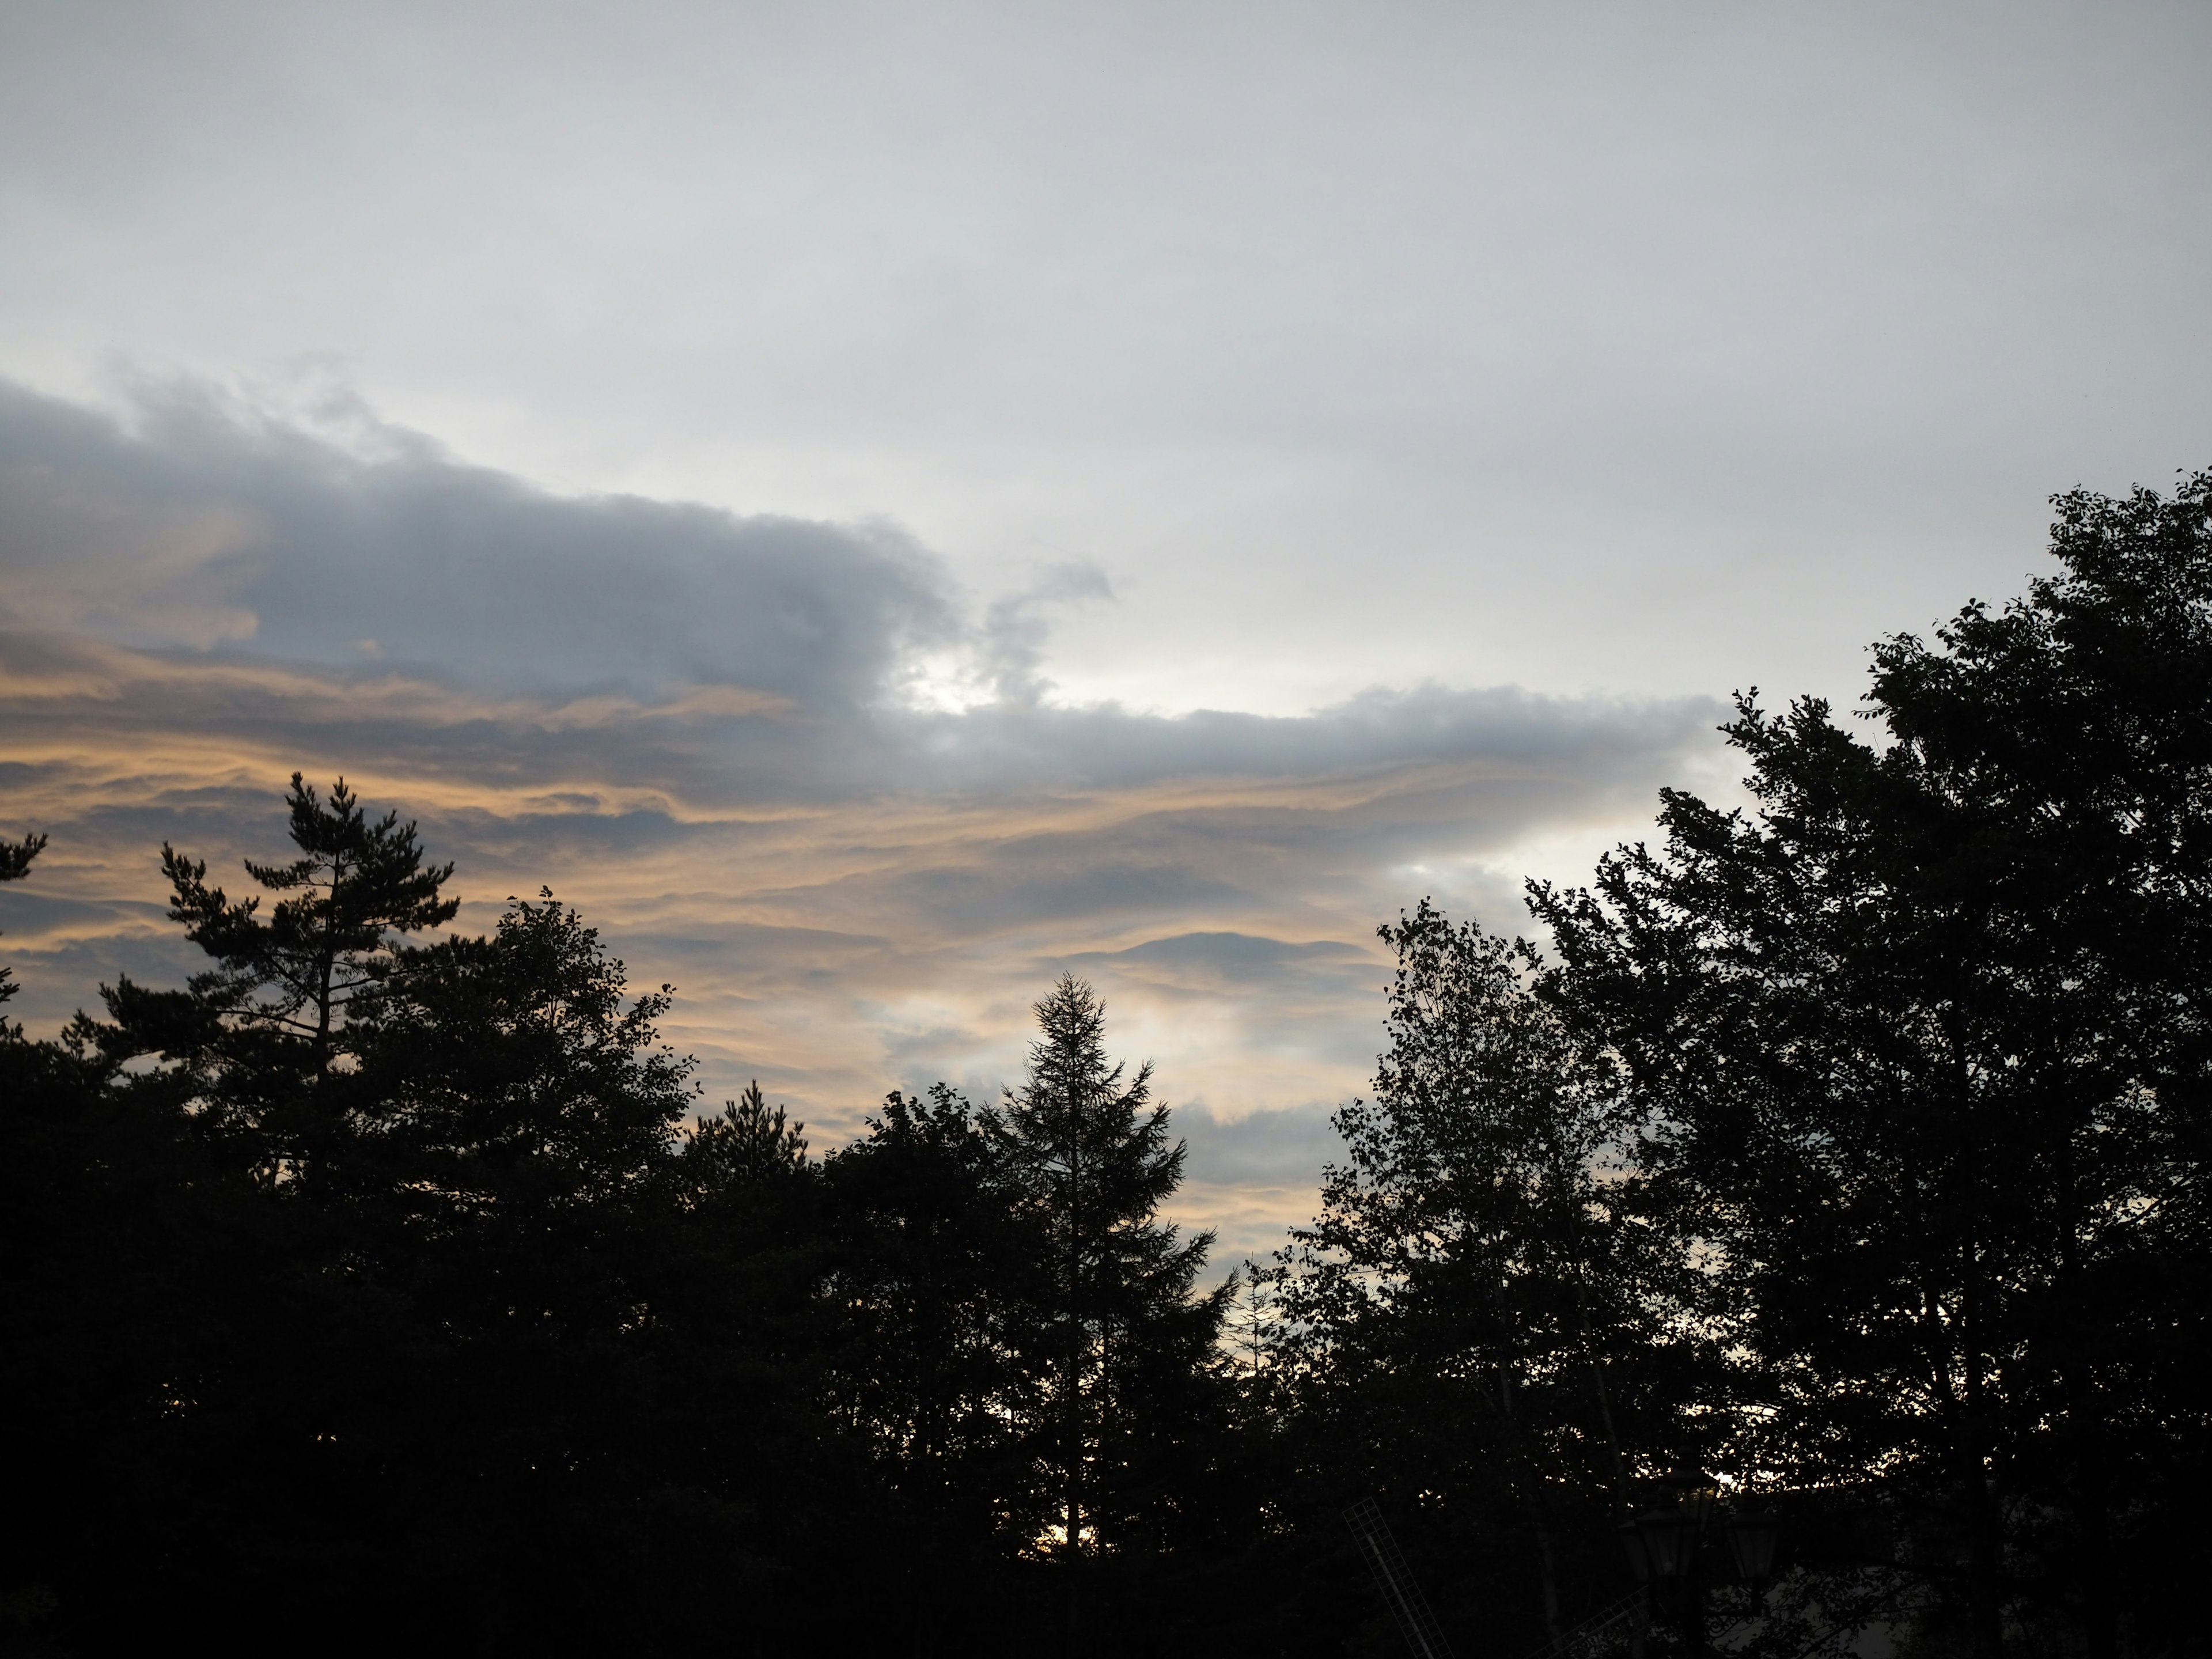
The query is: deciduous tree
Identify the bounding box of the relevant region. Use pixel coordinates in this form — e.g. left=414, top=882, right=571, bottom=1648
left=1532, top=471, right=2212, bottom=1659
left=1277, top=902, right=1664, bottom=1653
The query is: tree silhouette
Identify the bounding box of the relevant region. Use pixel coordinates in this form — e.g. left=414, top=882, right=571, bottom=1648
left=9, top=471, right=2207, bottom=1657
left=991, top=975, right=1230, bottom=1649
left=0, top=830, right=45, bottom=1016
left=1277, top=901, right=1655, bottom=1652
left=71, top=775, right=458, bottom=1183
left=161, top=772, right=457, bottom=1071
left=691, top=1080, right=809, bottom=1190
left=1534, top=469, right=2212, bottom=1659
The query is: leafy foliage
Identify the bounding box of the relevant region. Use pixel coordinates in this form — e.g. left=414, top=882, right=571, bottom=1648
left=1531, top=469, right=2212, bottom=1659
left=1272, top=902, right=1668, bottom=1653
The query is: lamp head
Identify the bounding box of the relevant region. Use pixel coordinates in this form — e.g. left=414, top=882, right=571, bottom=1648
left=1725, top=1512, right=1782, bottom=1585
left=1633, top=1507, right=1701, bottom=1581
left=1658, top=1464, right=1720, bottom=1528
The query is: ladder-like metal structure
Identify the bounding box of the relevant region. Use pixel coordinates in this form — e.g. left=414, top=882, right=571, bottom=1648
left=1344, top=1498, right=1456, bottom=1659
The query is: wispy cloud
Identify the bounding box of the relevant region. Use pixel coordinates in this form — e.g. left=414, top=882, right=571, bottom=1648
left=0, top=377, right=1723, bottom=1255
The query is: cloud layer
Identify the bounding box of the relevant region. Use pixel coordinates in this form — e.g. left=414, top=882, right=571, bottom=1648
left=8, top=3, right=2205, bottom=724
left=0, top=380, right=1721, bottom=1256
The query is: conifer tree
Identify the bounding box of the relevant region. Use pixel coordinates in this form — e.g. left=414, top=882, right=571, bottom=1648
left=158, top=772, right=457, bottom=1071
left=74, top=775, right=457, bottom=1176
left=991, top=975, right=1230, bottom=1623
left=0, top=831, right=45, bottom=1016
left=690, top=1080, right=809, bottom=1191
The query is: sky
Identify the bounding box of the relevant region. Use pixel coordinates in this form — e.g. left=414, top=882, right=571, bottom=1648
left=2, top=0, right=2209, bottom=1259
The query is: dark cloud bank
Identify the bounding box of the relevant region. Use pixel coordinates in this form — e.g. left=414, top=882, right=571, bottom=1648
left=1, top=377, right=1709, bottom=784
left=0, top=378, right=1722, bottom=1251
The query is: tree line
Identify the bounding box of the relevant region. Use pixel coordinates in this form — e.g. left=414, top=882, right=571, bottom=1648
left=3, top=473, right=2207, bottom=1658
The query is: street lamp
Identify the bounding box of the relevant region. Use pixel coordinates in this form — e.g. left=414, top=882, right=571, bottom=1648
left=1633, top=1505, right=1703, bottom=1581
left=1615, top=1469, right=1782, bottom=1655
left=1658, top=1465, right=1720, bottom=1528
left=1723, top=1512, right=1781, bottom=1586
left=1615, top=1469, right=1715, bottom=1658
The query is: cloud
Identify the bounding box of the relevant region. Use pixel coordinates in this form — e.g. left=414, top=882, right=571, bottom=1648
left=980, top=563, right=1116, bottom=708
left=0, top=376, right=958, bottom=710
left=0, top=377, right=1725, bottom=1253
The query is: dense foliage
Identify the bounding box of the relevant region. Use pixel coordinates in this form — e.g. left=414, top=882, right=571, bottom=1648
left=3, top=474, right=2207, bottom=1657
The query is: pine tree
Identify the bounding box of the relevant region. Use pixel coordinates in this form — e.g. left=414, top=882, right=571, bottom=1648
left=990, top=975, right=1230, bottom=1638
left=159, top=772, right=457, bottom=1071
left=690, top=1080, right=809, bottom=1191
left=0, top=831, right=46, bottom=1017
left=72, top=775, right=459, bottom=1179
left=0, top=834, right=41, bottom=881
left=1229, top=1258, right=1275, bottom=1382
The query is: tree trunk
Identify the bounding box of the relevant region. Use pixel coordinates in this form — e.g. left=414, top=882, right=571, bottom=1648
left=1963, top=1459, right=2004, bottom=1659
left=1500, top=1360, right=1563, bottom=1640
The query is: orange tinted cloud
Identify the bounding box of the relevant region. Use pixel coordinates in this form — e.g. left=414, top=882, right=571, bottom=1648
left=0, top=380, right=1721, bottom=1257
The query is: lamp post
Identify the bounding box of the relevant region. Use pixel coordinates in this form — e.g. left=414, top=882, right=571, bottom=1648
left=1616, top=1469, right=1782, bottom=1657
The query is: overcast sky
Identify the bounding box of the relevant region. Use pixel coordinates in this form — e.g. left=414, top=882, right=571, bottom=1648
left=3, top=0, right=2208, bottom=1255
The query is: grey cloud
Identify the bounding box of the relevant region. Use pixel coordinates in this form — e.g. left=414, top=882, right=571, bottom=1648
left=981, top=563, right=1115, bottom=707
left=2, top=3, right=2207, bottom=732
left=2, top=379, right=1724, bottom=812
left=728, top=782, right=1593, bottom=948
left=0, top=377, right=957, bottom=710
left=1075, top=931, right=1367, bottom=986
left=1059, top=930, right=1389, bottom=1081
left=1177, top=1101, right=1347, bottom=1191
left=0, top=885, right=202, bottom=1037
left=0, top=377, right=1715, bottom=1135
left=893, top=686, right=1707, bottom=799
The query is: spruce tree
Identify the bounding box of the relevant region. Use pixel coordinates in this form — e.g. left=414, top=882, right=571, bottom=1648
left=991, top=975, right=1230, bottom=1637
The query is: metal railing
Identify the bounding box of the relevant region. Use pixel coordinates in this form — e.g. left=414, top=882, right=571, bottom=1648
left=1527, top=1590, right=1647, bottom=1659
